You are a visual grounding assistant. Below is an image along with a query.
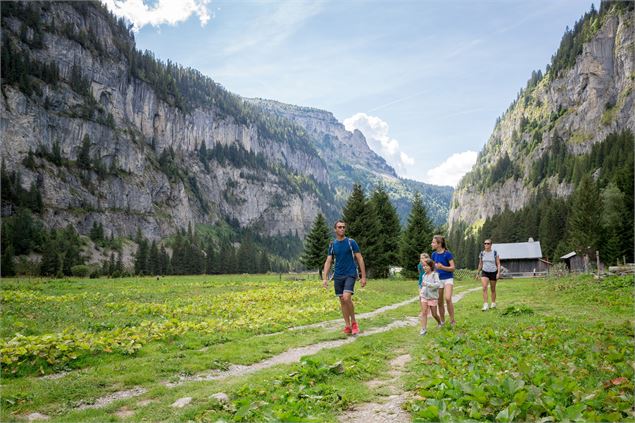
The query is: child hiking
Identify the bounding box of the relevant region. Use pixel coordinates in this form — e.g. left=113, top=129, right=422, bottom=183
left=417, top=253, right=432, bottom=318
left=419, top=258, right=442, bottom=336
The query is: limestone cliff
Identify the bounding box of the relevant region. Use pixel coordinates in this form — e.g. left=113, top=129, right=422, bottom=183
left=449, top=5, right=634, bottom=230
left=0, top=1, right=451, bottom=244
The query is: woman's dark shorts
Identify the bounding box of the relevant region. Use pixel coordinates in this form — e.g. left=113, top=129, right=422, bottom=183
left=482, top=271, right=498, bottom=281
left=334, top=275, right=356, bottom=297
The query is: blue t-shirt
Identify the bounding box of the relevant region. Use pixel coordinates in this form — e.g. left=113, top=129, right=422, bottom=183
left=432, top=250, right=454, bottom=280
left=329, top=237, right=360, bottom=278
left=417, top=263, right=424, bottom=289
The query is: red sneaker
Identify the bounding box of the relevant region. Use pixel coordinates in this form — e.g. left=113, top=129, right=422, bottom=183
left=351, top=322, right=360, bottom=335
left=343, top=326, right=352, bottom=335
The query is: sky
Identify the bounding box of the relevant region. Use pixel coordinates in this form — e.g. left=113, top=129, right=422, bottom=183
left=102, top=0, right=596, bottom=187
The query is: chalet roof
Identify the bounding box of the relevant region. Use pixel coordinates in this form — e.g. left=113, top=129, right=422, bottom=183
left=560, top=251, right=577, bottom=259
left=491, top=240, right=543, bottom=260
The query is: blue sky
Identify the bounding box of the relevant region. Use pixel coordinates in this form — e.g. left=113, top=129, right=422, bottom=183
left=103, top=0, right=596, bottom=186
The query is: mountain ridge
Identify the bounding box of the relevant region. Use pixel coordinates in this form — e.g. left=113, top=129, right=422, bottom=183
left=0, top=0, right=452, bottom=248
left=449, top=3, right=634, bottom=229
left=446, top=1, right=634, bottom=267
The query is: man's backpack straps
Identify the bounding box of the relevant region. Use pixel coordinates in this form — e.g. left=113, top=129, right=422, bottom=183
left=348, top=238, right=361, bottom=279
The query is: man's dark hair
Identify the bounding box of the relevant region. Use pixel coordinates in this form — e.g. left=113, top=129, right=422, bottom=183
left=334, top=219, right=346, bottom=229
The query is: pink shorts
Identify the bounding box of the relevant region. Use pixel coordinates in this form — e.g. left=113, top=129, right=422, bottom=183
left=420, top=298, right=438, bottom=307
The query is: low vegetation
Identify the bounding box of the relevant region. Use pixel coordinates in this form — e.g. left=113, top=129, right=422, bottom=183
left=1, top=274, right=632, bottom=422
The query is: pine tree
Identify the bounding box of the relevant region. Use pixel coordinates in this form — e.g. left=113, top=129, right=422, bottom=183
left=1, top=244, right=15, bottom=276
left=25, top=182, right=43, bottom=213
left=341, top=183, right=381, bottom=277
left=12, top=208, right=37, bottom=254
left=108, top=252, right=116, bottom=276
left=51, top=140, right=62, bottom=166
left=341, top=184, right=366, bottom=241
left=205, top=241, right=216, bottom=274
left=400, top=192, right=434, bottom=278
left=134, top=238, right=149, bottom=275
left=300, top=213, right=331, bottom=277
left=160, top=245, right=170, bottom=275
left=226, top=245, right=238, bottom=274
left=148, top=240, right=159, bottom=275
left=369, top=185, right=401, bottom=278
left=237, top=236, right=257, bottom=273
left=41, top=237, right=61, bottom=276
left=60, top=226, right=83, bottom=276
left=89, top=221, right=104, bottom=244
left=600, top=183, right=626, bottom=265
left=567, top=174, right=601, bottom=255
left=190, top=243, right=206, bottom=274
left=115, top=252, right=124, bottom=277
left=171, top=233, right=185, bottom=274
left=77, top=134, right=91, bottom=169
left=259, top=251, right=271, bottom=273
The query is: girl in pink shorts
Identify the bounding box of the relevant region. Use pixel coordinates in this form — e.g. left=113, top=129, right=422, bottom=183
left=419, top=259, right=442, bottom=336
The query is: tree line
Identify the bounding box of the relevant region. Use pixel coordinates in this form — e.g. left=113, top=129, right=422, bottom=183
left=300, top=183, right=438, bottom=279
left=132, top=226, right=282, bottom=276
left=450, top=131, right=633, bottom=268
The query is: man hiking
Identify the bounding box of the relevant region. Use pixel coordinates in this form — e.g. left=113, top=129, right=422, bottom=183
left=322, top=220, right=367, bottom=335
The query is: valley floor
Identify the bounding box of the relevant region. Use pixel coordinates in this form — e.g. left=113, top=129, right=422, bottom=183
left=1, top=274, right=632, bottom=422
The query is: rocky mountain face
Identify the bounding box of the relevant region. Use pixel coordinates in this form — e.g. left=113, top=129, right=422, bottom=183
left=449, top=5, right=634, bottom=230
left=1, top=1, right=451, bottom=244
left=247, top=99, right=397, bottom=180
left=248, top=99, right=453, bottom=225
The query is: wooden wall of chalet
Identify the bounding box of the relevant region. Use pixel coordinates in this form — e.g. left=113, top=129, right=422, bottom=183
left=501, top=259, right=549, bottom=274
left=564, top=255, right=586, bottom=272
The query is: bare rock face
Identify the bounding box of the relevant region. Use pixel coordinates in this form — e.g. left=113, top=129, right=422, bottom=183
left=449, top=10, right=634, bottom=229
left=246, top=99, right=397, bottom=179
left=1, top=1, right=452, bottom=243
left=0, top=2, right=330, bottom=240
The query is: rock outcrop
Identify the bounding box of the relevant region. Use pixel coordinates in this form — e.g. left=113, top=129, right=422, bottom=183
left=449, top=8, right=634, bottom=229
left=1, top=1, right=452, bottom=242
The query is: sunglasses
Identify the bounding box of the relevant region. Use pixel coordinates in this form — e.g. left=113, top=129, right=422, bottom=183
left=484, top=242, right=491, bottom=245
left=336, top=226, right=346, bottom=229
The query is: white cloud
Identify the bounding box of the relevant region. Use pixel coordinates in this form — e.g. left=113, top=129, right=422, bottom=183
left=425, top=150, right=477, bottom=187
left=101, top=0, right=212, bottom=31
left=223, top=2, right=324, bottom=55
left=343, top=113, right=414, bottom=174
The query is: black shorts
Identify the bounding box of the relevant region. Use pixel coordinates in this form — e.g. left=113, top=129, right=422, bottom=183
left=482, top=271, right=498, bottom=281
left=334, top=275, right=356, bottom=296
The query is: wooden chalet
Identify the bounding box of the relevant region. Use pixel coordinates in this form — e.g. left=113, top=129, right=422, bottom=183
left=491, top=238, right=549, bottom=277
left=560, top=251, right=588, bottom=273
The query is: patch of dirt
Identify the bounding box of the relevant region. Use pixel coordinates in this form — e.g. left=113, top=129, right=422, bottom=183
left=171, top=397, right=192, bottom=408
left=40, top=371, right=70, bottom=380
left=339, top=354, right=412, bottom=423
left=115, top=407, right=135, bottom=418
left=25, top=413, right=49, bottom=421
left=136, top=399, right=155, bottom=407
left=76, top=387, right=148, bottom=410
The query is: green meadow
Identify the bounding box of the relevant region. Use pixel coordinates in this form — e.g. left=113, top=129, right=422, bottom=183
left=1, top=274, right=632, bottom=422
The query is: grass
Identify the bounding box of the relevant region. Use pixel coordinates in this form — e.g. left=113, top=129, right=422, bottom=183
left=404, top=274, right=634, bottom=422
left=1, top=275, right=423, bottom=420
left=1, top=274, right=632, bottom=422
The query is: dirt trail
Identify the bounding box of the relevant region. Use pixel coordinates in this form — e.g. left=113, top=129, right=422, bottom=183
left=73, top=286, right=482, bottom=410
left=338, top=354, right=412, bottom=423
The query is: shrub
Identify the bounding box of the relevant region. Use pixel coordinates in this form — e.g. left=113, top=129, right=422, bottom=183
left=70, top=264, right=90, bottom=277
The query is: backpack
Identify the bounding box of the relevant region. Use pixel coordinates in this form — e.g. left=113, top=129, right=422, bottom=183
left=328, top=237, right=360, bottom=280
left=479, top=250, right=498, bottom=260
